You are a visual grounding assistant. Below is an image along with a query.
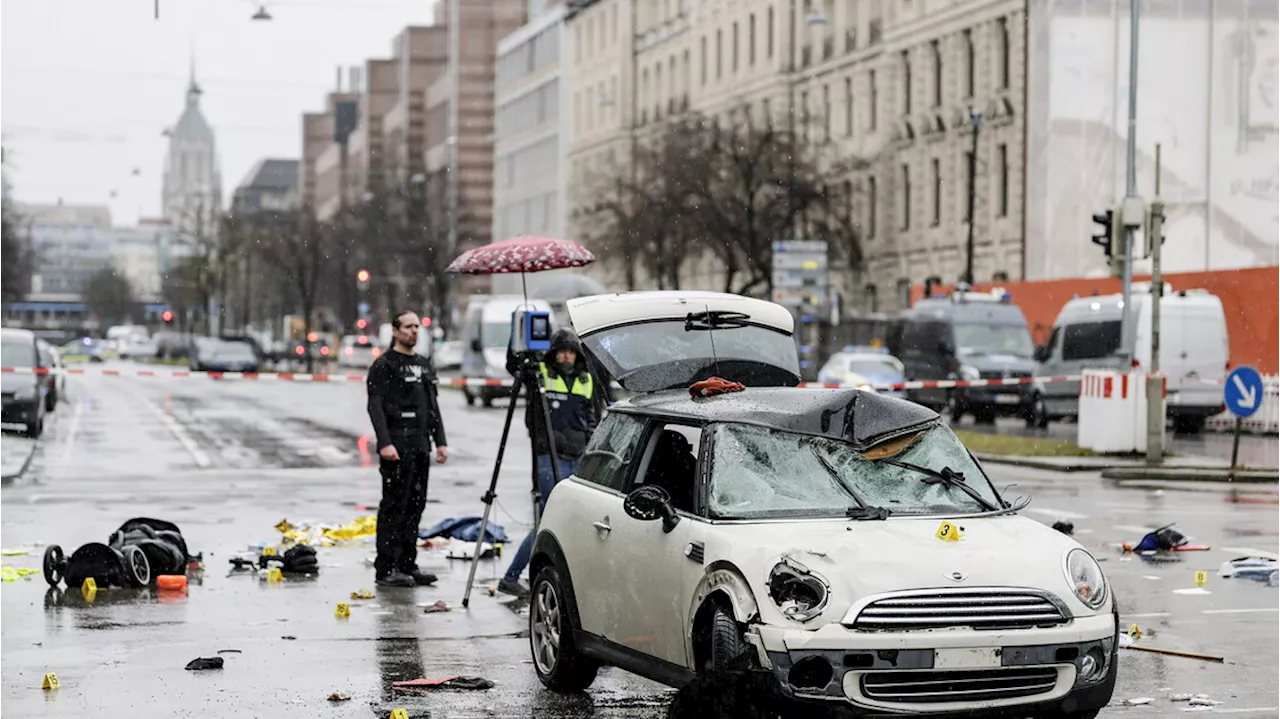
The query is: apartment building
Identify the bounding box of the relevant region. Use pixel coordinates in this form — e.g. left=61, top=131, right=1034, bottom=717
left=383, top=27, right=450, bottom=185
left=563, top=0, right=1026, bottom=313
left=491, top=3, right=568, bottom=293
left=424, top=0, right=528, bottom=297
left=303, top=89, right=359, bottom=220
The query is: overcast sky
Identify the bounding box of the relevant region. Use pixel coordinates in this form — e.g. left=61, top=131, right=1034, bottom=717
left=2, top=0, right=437, bottom=225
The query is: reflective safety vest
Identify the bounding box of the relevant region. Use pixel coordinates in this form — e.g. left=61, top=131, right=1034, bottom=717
left=540, top=364, right=594, bottom=401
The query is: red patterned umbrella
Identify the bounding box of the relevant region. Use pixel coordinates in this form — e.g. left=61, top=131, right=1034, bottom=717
left=445, top=236, right=596, bottom=276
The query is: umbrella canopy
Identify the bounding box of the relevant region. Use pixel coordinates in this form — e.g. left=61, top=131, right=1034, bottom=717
left=445, top=236, right=596, bottom=276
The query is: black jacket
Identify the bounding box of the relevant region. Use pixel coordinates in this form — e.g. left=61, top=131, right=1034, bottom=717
left=507, top=342, right=606, bottom=459
left=366, top=350, right=447, bottom=453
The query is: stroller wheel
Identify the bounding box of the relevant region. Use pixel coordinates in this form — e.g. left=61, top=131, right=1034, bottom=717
left=43, top=545, right=66, bottom=587
left=122, top=545, right=151, bottom=587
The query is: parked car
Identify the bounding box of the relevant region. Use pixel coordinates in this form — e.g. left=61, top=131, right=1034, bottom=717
left=338, top=335, right=381, bottom=369
left=3, top=328, right=48, bottom=437
left=525, top=290, right=1117, bottom=718
left=816, top=345, right=906, bottom=398
left=59, top=337, right=110, bottom=363
left=433, top=339, right=462, bottom=371
left=118, top=334, right=158, bottom=359
left=190, top=338, right=260, bottom=373
left=36, top=339, right=66, bottom=412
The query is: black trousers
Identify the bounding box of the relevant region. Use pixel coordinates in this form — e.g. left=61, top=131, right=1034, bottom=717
left=375, top=447, right=430, bottom=577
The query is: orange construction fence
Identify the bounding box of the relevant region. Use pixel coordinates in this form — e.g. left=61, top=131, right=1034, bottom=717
left=911, top=266, right=1279, bottom=375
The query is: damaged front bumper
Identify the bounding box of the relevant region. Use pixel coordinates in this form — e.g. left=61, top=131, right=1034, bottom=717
left=747, top=612, right=1117, bottom=716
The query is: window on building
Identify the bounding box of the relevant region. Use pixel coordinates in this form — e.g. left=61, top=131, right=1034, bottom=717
left=767, top=6, right=775, bottom=58
left=901, top=50, right=911, bottom=115
left=865, top=284, right=879, bottom=313
left=822, top=84, right=831, bottom=141
left=964, top=150, right=974, bottom=221
left=670, top=55, right=678, bottom=111
left=575, top=25, right=582, bottom=62
left=611, top=5, right=617, bottom=42
left=655, top=64, right=663, bottom=120
left=931, top=158, right=941, bottom=226
left=998, top=17, right=1010, bottom=89
left=845, top=76, right=854, bottom=135
left=717, top=29, right=723, bottom=79
left=801, top=90, right=810, bottom=143
left=749, top=13, right=757, bottom=65
left=733, top=22, right=739, bottom=72
left=762, top=97, right=772, bottom=127
left=701, top=36, right=708, bottom=85
left=931, top=39, right=942, bottom=107
left=963, top=28, right=975, bottom=97
left=900, top=163, right=911, bottom=230
left=869, top=69, right=878, bottom=130
left=682, top=49, right=691, bottom=107
left=867, top=175, right=877, bottom=238
left=998, top=143, right=1009, bottom=217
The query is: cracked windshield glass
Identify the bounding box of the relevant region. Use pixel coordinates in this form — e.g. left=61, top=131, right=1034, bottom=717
left=0, top=0, right=1276, bottom=717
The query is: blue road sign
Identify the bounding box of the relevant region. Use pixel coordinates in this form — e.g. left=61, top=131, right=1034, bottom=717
left=1224, top=365, right=1264, bottom=418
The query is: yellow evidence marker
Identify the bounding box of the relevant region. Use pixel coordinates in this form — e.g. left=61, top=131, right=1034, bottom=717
left=267, top=567, right=283, bottom=582
left=935, top=521, right=963, bottom=542
left=1127, top=624, right=1142, bottom=639
left=335, top=602, right=351, bottom=618
left=262, top=546, right=277, bottom=557
left=42, top=673, right=60, bottom=690
left=389, top=710, right=409, bottom=719
left=1194, top=571, right=1208, bottom=587
left=81, top=577, right=96, bottom=592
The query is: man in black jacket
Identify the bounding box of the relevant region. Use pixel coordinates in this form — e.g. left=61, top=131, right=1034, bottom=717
left=498, top=327, right=606, bottom=598
left=366, top=310, right=448, bottom=588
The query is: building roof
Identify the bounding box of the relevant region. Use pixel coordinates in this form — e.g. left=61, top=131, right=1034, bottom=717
left=171, top=64, right=215, bottom=144
left=612, top=387, right=941, bottom=452
left=236, top=159, right=300, bottom=192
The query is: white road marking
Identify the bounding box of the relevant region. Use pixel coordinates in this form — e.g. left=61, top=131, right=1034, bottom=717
left=1200, top=608, right=1279, bottom=615
left=1194, top=708, right=1280, bottom=715
left=57, top=396, right=85, bottom=470
left=1122, top=612, right=1172, bottom=618
left=141, top=397, right=211, bottom=469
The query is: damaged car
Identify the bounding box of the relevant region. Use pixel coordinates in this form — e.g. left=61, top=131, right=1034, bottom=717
left=527, top=290, right=1117, bottom=718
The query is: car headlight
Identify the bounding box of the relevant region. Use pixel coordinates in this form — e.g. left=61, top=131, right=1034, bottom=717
left=767, top=557, right=830, bottom=622
left=959, top=364, right=981, bottom=381
left=1064, top=548, right=1108, bottom=610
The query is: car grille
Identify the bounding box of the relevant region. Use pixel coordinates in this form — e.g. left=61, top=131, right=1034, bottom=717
left=847, top=589, right=1069, bottom=631
left=979, top=369, right=1031, bottom=380
left=861, top=667, right=1058, bottom=704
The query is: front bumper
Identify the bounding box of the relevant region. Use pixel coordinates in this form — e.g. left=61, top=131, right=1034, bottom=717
left=751, top=612, right=1116, bottom=715
left=955, top=385, right=1031, bottom=413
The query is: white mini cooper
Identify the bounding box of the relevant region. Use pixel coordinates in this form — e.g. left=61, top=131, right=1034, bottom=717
left=528, top=291, right=1117, bottom=718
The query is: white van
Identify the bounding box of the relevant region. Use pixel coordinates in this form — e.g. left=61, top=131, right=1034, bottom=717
left=376, top=321, right=433, bottom=358
left=460, top=295, right=554, bottom=407
left=1030, top=283, right=1227, bottom=433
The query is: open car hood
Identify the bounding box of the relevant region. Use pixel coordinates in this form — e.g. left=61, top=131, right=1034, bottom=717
left=567, top=291, right=801, bottom=392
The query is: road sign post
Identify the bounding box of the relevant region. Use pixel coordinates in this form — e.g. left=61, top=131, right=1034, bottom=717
left=1223, top=365, right=1264, bottom=472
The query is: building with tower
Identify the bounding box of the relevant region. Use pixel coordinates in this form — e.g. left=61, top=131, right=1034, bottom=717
left=162, top=64, right=224, bottom=242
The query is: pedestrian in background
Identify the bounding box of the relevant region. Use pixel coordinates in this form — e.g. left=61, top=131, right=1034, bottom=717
left=367, top=310, right=448, bottom=588
left=498, top=327, right=605, bottom=598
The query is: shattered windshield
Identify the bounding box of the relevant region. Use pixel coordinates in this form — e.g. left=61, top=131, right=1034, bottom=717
left=707, top=422, right=1000, bottom=519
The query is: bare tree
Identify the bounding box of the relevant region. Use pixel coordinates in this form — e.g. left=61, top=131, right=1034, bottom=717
left=255, top=210, right=334, bottom=372
left=84, top=268, right=138, bottom=328
left=685, top=109, right=867, bottom=296
left=1, top=153, right=36, bottom=301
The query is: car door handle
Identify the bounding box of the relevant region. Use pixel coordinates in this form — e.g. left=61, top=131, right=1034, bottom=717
left=592, top=520, right=612, bottom=534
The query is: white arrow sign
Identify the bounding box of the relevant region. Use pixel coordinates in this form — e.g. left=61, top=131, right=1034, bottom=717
left=1232, top=374, right=1258, bottom=409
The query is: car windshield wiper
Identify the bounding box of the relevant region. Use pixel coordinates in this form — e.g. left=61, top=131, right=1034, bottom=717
left=881, top=459, right=1000, bottom=512
left=685, top=310, right=751, bottom=331
left=810, top=446, right=891, bottom=520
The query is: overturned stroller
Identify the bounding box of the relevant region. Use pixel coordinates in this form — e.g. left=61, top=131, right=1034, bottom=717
left=43, top=517, right=200, bottom=590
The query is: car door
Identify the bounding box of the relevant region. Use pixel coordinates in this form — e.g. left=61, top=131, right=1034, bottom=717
left=549, top=412, right=649, bottom=639
left=602, top=422, right=704, bottom=669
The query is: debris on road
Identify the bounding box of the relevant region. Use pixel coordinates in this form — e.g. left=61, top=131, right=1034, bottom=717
left=392, top=675, right=494, bottom=691
left=273, top=516, right=376, bottom=546
left=351, top=588, right=375, bottom=600
left=326, top=691, right=350, bottom=702
left=1052, top=520, right=1075, bottom=535
left=2, top=566, right=39, bottom=581
left=2, top=548, right=32, bottom=556
left=421, top=516, right=510, bottom=544
left=1124, top=697, right=1155, bottom=706
left=281, top=636, right=297, bottom=640
left=422, top=600, right=450, bottom=613
left=1123, top=524, right=1211, bottom=553
left=445, top=540, right=499, bottom=560
left=1218, top=556, right=1279, bottom=582
left=1124, top=644, right=1225, bottom=663
left=184, top=657, right=224, bottom=671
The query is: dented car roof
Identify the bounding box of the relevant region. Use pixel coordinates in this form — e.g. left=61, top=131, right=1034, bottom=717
left=611, top=387, right=941, bottom=452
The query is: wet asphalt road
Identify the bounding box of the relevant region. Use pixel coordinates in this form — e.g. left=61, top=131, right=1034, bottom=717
left=1, top=362, right=1277, bottom=718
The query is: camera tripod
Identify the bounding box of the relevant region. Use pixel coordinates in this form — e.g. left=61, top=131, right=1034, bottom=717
left=461, top=352, right=565, bottom=608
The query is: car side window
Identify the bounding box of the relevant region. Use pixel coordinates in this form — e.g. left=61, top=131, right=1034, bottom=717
left=633, top=423, right=703, bottom=515
left=576, top=412, right=647, bottom=492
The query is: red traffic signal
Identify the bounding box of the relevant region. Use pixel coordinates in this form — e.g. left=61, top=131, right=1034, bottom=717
left=162, top=310, right=174, bottom=323
left=356, top=318, right=368, bottom=330
left=356, top=269, right=371, bottom=283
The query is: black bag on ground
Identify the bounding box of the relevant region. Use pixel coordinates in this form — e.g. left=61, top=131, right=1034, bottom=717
left=109, top=517, right=195, bottom=577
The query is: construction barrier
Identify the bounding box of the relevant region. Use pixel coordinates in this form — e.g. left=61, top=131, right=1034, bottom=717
left=1205, top=374, right=1280, bottom=436
left=1077, top=370, right=1165, bottom=454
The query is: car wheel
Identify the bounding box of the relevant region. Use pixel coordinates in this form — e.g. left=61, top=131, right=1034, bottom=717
left=709, top=605, right=749, bottom=676
left=464, top=387, right=475, bottom=406
left=530, top=564, right=598, bottom=692
left=481, top=394, right=494, bottom=408
left=1025, top=394, right=1049, bottom=429
left=947, top=393, right=966, bottom=424
left=1173, top=416, right=1206, bottom=435
left=25, top=412, right=43, bottom=439
left=46, top=389, right=58, bottom=413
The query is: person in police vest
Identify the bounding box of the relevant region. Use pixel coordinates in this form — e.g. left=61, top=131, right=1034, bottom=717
left=498, top=327, right=603, bottom=598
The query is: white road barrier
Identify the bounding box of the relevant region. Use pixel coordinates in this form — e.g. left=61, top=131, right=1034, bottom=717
left=1077, top=370, right=1165, bottom=453
left=1205, top=374, right=1280, bottom=435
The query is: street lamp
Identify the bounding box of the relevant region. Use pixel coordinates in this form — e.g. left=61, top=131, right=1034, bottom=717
left=251, top=5, right=272, bottom=20
left=963, top=106, right=983, bottom=285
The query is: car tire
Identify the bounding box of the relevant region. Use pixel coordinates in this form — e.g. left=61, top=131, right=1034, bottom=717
left=464, top=387, right=475, bottom=406
left=530, top=564, right=599, bottom=692
left=1173, top=416, right=1206, bottom=435
left=1025, top=394, right=1049, bottom=429
left=46, top=388, right=58, bottom=413
left=709, top=605, right=748, bottom=676
left=25, top=412, right=43, bottom=439
left=482, top=394, right=494, bottom=408
left=947, top=393, right=966, bottom=424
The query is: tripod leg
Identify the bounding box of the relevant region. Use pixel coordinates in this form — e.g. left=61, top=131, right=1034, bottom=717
left=462, top=378, right=523, bottom=609
left=530, top=381, right=563, bottom=535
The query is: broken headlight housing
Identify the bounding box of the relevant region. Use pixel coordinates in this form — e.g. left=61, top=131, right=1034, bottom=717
left=1064, top=548, right=1108, bottom=610
left=767, top=557, right=830, bottom=623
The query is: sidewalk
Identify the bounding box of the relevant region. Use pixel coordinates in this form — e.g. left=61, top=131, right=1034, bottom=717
left=0, top=435, right=38, bottom=482
left=976, top=452, right=1278, bottom=482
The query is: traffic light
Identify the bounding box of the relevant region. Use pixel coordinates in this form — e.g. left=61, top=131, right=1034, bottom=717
left=356, top=269, right=371, bottom=292
left=162, top=310, right=174, bottom=324
left=356, top=318, right=368, bottom=330
left=1091, top=210, right=1117, bottom=262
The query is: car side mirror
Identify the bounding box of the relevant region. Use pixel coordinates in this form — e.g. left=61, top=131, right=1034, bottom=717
left=1033, top=345, right=1048, bottom=362
left=623, top=485, right=681, bottom=533
left=470, top=338, right=482, bottom=353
